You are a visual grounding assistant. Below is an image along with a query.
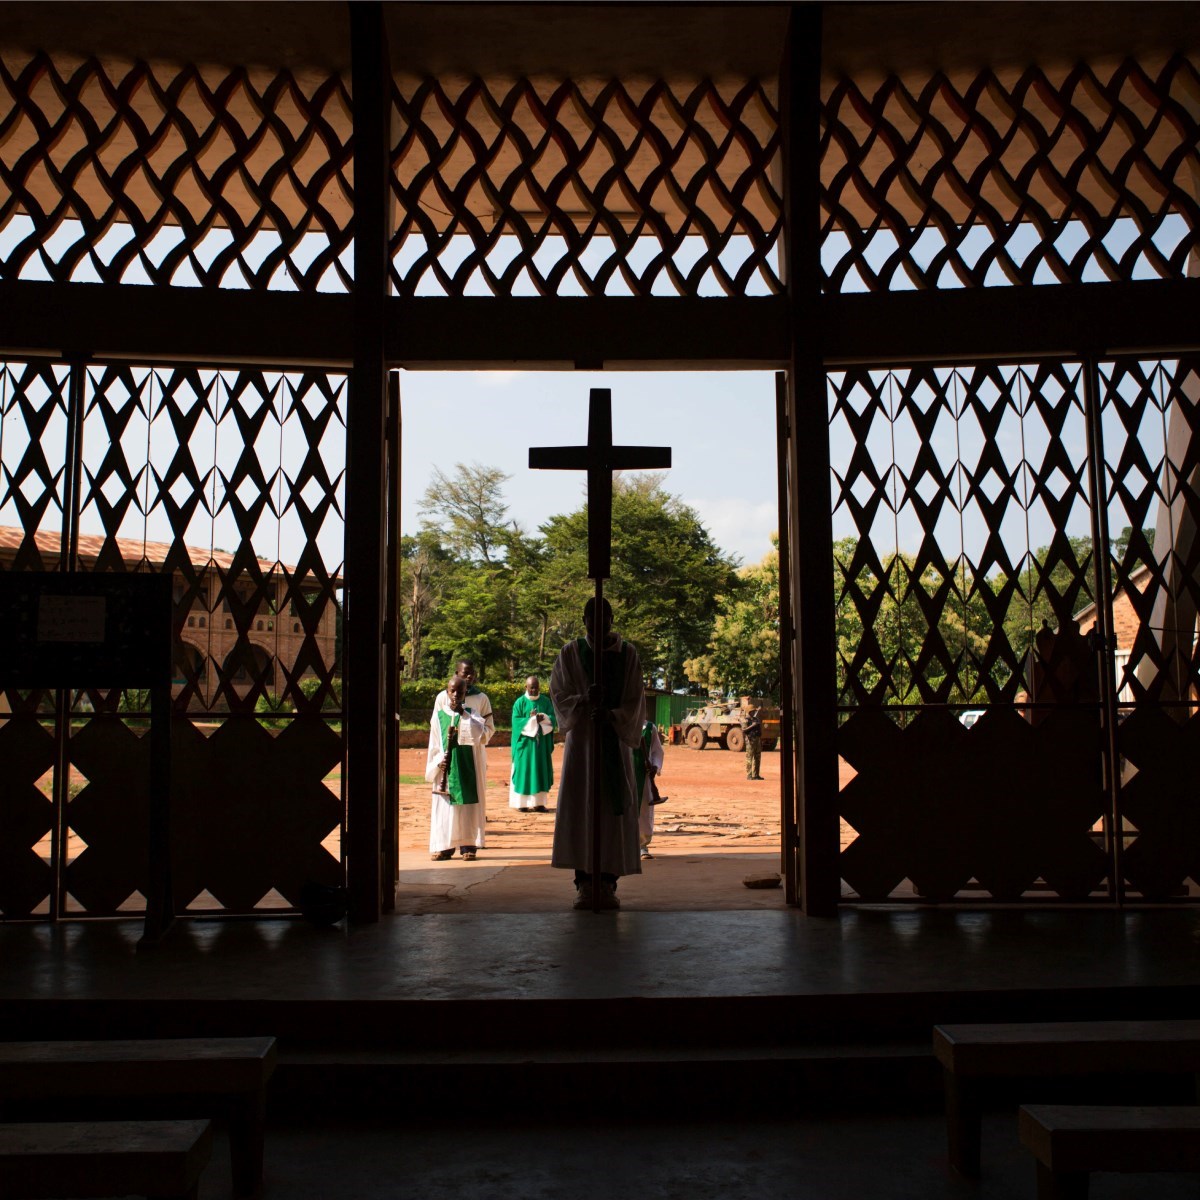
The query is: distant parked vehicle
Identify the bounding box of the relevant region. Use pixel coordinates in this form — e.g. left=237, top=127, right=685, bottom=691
left=959, top=709, right=984, bottom=729
left=679, top=699, right=779, bottom=751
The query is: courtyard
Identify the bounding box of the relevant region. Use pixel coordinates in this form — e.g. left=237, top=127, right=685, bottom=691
left=395, top=742, right=857, bottom=914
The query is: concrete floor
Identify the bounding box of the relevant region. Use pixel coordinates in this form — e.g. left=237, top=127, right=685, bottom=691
left=186, top=1110, right=1200, bottom=1200
left=7, top=908, right=1200, bottom=1199
left=5, top=907, right=1200, bottom=1005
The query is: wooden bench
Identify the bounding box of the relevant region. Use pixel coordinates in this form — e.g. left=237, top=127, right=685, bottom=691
left=933, top=1019, right=1200, bottom=1176
left=0, top=1118, right=212, bottom=1199
left=1019, top=1104, right=1200, bottom=1199
left=0, top=1038, right=276, bottom=1196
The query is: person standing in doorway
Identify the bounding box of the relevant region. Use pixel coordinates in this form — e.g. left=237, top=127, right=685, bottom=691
left=437, top=659, right=495, bottom=736
left=550, top=597, right=644, bottom=911
left=426, top=674, right=490, bottom=860
left=743, top=705, right=763, bottom=780
left=510, top=674, right=556, bottom=812
left=632, top=702, right=664, bottom=860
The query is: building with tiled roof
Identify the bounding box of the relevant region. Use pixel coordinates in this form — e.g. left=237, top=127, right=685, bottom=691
left=0, top=526, right=338, bottom=710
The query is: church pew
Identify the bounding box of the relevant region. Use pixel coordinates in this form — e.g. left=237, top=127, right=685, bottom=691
left=1018, top=1104, right=1200, bottom=1200
left=933, top=1019, right=1200, bottom=1176
left=0, top=1037, right=276, bottom=1196
left=0, top=1118, right=212, bottom=1199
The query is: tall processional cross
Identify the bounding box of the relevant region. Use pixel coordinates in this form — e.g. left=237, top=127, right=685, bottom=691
left=530, top=387, right=671, bottom=908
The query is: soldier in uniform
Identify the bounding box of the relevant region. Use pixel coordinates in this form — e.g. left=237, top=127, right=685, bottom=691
left=744, top=705, right=763, bottom=780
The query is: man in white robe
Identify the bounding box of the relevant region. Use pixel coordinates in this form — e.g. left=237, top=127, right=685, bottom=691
left=632, top=708, right=664, bottom=860
left=434, top=659, right=495, bottom=739
left=550, top=597, right=644, bottom=910
left=425, top=674, right=490, bottom=860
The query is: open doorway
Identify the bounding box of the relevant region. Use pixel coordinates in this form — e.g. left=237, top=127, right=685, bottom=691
left=389, top=369, right=792, bottom=913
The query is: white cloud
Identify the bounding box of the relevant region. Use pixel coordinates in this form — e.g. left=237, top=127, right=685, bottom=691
left=475, top=371, right=521, bottom=388
left=690, top=496, right=777, bottom=566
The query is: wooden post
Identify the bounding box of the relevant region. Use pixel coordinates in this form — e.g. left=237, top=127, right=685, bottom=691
left=138, top=677, right=175, bottom=949
left=589, top=579, right=604, bottom=911
left=775, top=371, right=800, bottom=903
left=781, top=3, right=840, bottom=916
left=1081, top=356, right=1125, bottom=906
left=380, top=372, right=402, bottom=912
left=345, top=1, right=391, bottom=923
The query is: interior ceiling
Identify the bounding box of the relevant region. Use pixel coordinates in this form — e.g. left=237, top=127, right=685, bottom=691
left=1, top=3, right=1194, bottom=79
left=0, top=3, right=1194, bottom=234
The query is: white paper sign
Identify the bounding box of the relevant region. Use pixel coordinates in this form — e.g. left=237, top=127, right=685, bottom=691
left=37, top=594, right=107, bottom=643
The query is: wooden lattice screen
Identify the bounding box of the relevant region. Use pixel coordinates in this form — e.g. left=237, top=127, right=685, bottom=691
left=821, top=55, right=1200, bottom=292
left=0, top=359, right=345, bottom=919
left=832, top=356, right=1200, bottom=904
left=3, top=30, right=1200, bottom=917
left=389, top=75, right=783, bottom=297
left=0, top=52, right=353, bottom=291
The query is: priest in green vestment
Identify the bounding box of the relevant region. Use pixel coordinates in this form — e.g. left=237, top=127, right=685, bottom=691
left=509, top=674, right=557, bottom=811
left=425, top=675, right=490, bottom=860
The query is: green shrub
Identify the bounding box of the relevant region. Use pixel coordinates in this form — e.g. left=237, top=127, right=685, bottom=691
left=255, top=691, right=292, bottom=728
left=397, top=677, right=537, bottom=727
left=298, top=675, right=342, bottom=712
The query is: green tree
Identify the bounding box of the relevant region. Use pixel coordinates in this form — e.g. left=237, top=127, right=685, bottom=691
left=423, top=560, right=514, bottom=680
left=400, top=532, right=456, bottom=680
left=683, top=542, right=780, bottom=697
left=497, top=524, right=560, bottom=676
left=539, top=473, right=738, bottom=687
left=418, top=462, right=511, bottom=564
left=999, top=534, right=1095, bottom=669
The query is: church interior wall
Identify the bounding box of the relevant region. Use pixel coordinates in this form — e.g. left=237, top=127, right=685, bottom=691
left=0, top=3, right=1197, bottom=921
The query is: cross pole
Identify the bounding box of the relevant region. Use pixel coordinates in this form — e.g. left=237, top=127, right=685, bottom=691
left=530, top=388, right=671, bottom=911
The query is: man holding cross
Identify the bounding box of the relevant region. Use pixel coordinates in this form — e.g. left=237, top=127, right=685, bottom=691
left=550, top=598, right=645, bottom=909
left=531, top=385, right=670, bottom=911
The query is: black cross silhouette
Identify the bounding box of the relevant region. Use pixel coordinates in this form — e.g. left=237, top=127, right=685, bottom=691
left=530, top=387, right=671, bottom=909
left=529, top=388, right=671, bottom=580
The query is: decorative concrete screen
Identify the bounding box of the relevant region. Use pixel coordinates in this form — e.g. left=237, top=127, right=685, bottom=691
left=831, top=357, right=1200, bottom=903
left=389, top=75, right=783, bottom=298
left=821, top=56, right=1200, bottom=291
left=0, top=53, right=353, bottom=291
left=0, top=358, right=346, bottom=919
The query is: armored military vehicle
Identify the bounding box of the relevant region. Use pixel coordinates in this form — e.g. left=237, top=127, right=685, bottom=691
left=679, top=699, right=779, bottom=751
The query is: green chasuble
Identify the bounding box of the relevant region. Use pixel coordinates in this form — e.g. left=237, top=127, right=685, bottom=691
left=510, top=692, right=556, bottom=795
left=632, top=721, right=655, bottom=811
left=576, top=637, right=631, bottom=815
left=436, top=710, right=479, bottom=805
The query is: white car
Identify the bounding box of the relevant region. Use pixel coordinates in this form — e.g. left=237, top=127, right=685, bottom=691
left=959, top=709, right=984, bottom=730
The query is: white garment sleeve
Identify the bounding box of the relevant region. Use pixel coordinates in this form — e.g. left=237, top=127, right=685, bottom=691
left=648, top=723, right=664, bottom=773
left=455, top=707, right=489, bottom=745
left=550, top=644, right=588, bottom=735
left=424, top=711, right=446, bottom=784
left=473, top=692, right=495, bottom=744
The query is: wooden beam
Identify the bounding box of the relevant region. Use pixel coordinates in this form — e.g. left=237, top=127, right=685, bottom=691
left=782, top=2, right=841, bottom=918
left=4, top=276, right=1196, bottom=373
left=822, top=279, right=1200, bottom=366
left=388, top=297, right=791, bottom=369
left=344, top=0, right=391, bottom=925
left=0, top=280, right=354, bottom=367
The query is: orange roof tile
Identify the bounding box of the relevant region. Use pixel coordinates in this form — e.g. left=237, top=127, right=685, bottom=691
left=0, top=525, right=288, bottom=574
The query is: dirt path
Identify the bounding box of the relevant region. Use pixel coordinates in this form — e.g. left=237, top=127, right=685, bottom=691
left=395, top=742, right=856, bottom=913
left=398, top=740, right=787, bottom=855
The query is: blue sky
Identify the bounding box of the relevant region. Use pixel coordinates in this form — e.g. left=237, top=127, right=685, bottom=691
left=398, top=369, right=780, bottom=568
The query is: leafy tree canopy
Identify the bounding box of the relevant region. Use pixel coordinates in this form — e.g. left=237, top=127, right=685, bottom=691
left=684, top=541, right=780, bottom=698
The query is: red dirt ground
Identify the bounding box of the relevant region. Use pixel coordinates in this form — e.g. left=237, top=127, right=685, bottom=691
left=398, top=740, right=857, bottom=854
